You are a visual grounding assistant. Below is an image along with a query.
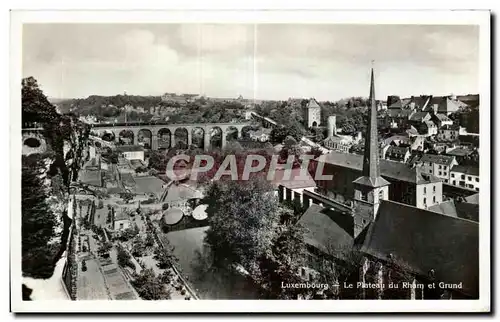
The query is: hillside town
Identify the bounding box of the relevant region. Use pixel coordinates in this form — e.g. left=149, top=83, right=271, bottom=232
left=21, top=65, right=480, bottom=301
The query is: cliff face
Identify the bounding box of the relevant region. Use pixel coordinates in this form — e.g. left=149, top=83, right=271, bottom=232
left=21, top=77, right=90, bottom=280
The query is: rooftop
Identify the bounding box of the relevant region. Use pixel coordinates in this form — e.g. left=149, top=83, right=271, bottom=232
left=357, top=200, right=479, bottom=298
left=418, top=154, right=456, bottom=166
left=316, top=151, right=440, bottom=184
left=446, top=147, right=474, bottom=157
left=409, top=112, right=430, bottom=122
left=164, top=183, right=203, bottom=203
left=451, top=165, right=479, bottom=176
left=115, top=145, right=144, bottom=153
left=297, top=204, right=354, bottom=256
left=272, top=167, right=317, bottom=190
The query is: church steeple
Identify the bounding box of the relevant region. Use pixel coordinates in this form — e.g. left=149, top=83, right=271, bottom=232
left=353, top=67, right=389, bottom=188
left=352, top=65, right=390, bottom=237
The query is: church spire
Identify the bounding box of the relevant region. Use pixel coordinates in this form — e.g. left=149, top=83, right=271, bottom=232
left=353, top=66, right=389, bottom=188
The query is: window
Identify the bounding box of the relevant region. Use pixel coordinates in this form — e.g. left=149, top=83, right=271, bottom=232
left=438, top=171, right=442, bottom=176
left=362, top=219, right=367, bottom=224
left=475, top=188, right=479, bottom=191
left=433, top=186, right=436, bottom=192
left=430, top=170, right=433, bottom=173
left=424, top=187, right=426, bottom=194
left=451, top=173, right=455, bottom=178
left=443, top=171, right=447, bottom=176
left=443, top=166, right=447, bottom=170
left=475, top=178, right=479, bottom=182
left=445, top=179, right=448, bottom=183
left=438, top=165, right=442, bottom=169
left=379, top=190, right=384, bottom=200
left=433, top=196, right=436, bottom=203
left=119, top=223, right=124, bottom=229
left=361, top=192, right=367, bottom=201
left=468, top=176, right=472, bottom=181
left=423, top=198, right=427, bottom=205
left=461, top=175, right=465, bottom=180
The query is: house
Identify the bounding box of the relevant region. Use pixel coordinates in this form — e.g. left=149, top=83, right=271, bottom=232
left=437, top=124, right=463, bottom=142
left=323, top=135, right=353, bottom=153
left=384, top=109, right=412, bottom=129
left=409, top=111, right=432, bottom=124
left=116, top=145, right=145, bottom=161
left=426, top=96, right=465, bottom=115
left=248, top=128, right=271, bottom=142
left=415, top=154, right=458, bottom=183
left=274, top=167, right=317, bottom=203
left=431, top=113, right=454, bottom=128
left=162, top=182, right=203, bottom=214
left=450, top=165, right=480, bottom=191
left=421, top=120, right=438, bottom=136
left=384, top=146, right=411, bottom=163
left=113, top=211, right=131, bottom=231
left=444, top=147, right=476, bottom=164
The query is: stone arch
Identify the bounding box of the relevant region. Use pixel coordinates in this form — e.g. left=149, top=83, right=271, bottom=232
left=101, top=130, right=116, bottom=142
left=157, top=128, right=172, bottom=149
left=191, top=127, right=205, bottom=149
left=137, top=129, right=153, bottom=149
left=173, top=128, right=189, bottom=149
left=118, top=130, right=135, bottom=145
left=209, top=126, right=223, bottom=149
left=225, top=126, right=239, bottom=142
left=241, top=125, right=256, bottom=140
left=22, top=131, right=47, bottom=155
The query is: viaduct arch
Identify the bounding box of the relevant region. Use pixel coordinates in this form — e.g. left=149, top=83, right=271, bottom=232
left=89, top=121, right=253, bottom=151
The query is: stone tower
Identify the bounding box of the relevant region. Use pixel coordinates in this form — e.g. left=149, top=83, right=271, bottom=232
left=327, top=115, right=337, bottom=137
left=352, top=67, right=390, bottom=237
left=304, top=98, right=321, bottom=128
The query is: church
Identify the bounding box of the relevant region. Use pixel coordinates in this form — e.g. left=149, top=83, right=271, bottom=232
left=279, top=68, right=479, bottom=299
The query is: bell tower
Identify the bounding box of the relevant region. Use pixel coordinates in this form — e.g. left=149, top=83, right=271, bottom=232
left=352, top=66, right=390, bottom=237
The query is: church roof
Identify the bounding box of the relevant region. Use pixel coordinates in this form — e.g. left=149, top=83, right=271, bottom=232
left=357, top=200, right=479, bottom=298
left=316, top=151, right=440, bottom=184
left=297, top=204, right=354, bottom=257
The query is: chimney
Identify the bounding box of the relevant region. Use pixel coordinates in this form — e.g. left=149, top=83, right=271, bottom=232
left=328, top=115, right=337, bottom=137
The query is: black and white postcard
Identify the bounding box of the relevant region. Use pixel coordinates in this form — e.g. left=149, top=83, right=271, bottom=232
left=10, top=9, right=491, bottom=313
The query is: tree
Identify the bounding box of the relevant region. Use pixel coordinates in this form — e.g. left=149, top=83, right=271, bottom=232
left=131, top=268, right=171, bottom=300
left=257, top=219, right=311, bottom=299
left=204, top=178, right=280, bottom=274
left=21, top=155, right=58, bottom=278
left=120, top=192, right=134, bottom=204
left=116, top=245, right=135, bottom=269
left=97, top=242, right=112, bottom=258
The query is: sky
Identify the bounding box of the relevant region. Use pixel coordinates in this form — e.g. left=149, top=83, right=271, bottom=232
left=22, top=23, right=479, bottom=101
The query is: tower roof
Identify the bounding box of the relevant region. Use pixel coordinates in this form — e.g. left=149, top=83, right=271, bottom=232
left=353, top=67, right=389, bottom=188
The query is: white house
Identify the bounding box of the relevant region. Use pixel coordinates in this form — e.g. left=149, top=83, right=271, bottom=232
left=416, top=154, right=458, bottom=184
left=450, top=165, right=480, bottom=192
left=113, top=211, right=131, bottom=231
left=116, top=145, right=145, bottom=162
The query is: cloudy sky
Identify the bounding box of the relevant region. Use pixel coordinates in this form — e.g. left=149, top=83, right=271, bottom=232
left=22, top=23, right=479, bottom=101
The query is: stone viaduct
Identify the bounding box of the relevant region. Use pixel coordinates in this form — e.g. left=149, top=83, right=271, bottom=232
left=89, top=121, right=254, bottom=151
